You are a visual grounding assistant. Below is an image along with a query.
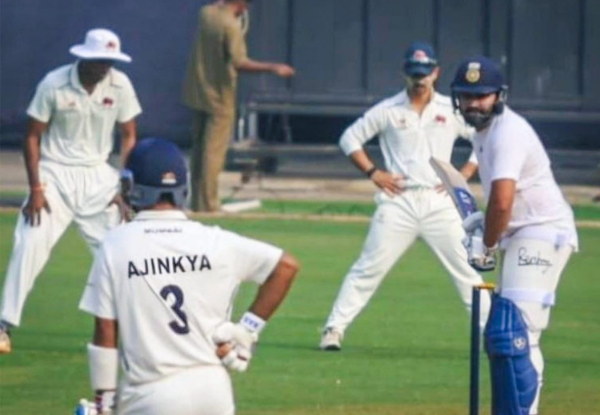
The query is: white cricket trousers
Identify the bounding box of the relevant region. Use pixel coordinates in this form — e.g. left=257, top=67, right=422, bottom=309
left=0, top=160, right=120, bottom=326
left=324, top=189, right=490, bottom=332
left=117, top=365, right=235, bottom=415
left=498, top=236, right=573, bottom=415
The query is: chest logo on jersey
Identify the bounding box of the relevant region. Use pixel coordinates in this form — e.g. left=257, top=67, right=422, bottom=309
left=127, top=255, right=212, bottom=278
left=392, top=116, right=407, bottom=129
left=434, top=114, right=446, bottom=124
left=102, top=97, right=114, bottom=108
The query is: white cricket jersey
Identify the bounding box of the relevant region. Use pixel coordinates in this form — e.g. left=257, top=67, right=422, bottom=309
left=339, top=90, right=475, bottom=188
left=472, top=107, right=578, bottom=248
left=79, top=210, right=283, bottom=385
left=27, top=62, right=142, bottom=166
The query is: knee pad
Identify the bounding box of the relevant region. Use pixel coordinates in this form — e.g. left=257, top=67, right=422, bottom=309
left=484, top=295, right=538, bottom=415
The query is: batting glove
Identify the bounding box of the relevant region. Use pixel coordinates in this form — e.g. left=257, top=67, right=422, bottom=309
left=462, top=211, right=485, bottom=235
left=74, top=393, right=115, bottom=415
left=462, top=233, right=497, bottom=272
left=212, top=312, right=265, bottom=372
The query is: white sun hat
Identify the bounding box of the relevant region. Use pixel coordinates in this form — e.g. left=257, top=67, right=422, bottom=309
left=69, top=28, right=132, bottom=62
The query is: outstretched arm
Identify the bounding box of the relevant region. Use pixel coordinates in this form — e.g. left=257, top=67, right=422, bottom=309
left=234, top=57, right=295, bottom=78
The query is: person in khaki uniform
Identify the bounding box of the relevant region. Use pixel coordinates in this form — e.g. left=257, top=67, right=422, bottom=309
left=182, top=0, right=295, bottom=212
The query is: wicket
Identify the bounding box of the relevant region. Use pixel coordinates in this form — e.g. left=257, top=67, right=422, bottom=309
left=469, top=283, right=495, bottom=415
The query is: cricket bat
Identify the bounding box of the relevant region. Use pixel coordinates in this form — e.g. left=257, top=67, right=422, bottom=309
left=429, top=157, right=479, bottom=219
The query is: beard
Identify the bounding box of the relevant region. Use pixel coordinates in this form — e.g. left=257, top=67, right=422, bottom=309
left=462, top=109, right=494, bottom=130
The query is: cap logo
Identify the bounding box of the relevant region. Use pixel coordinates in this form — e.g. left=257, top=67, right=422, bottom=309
left=466, top=62, right=481, bottom=83
left=412, top=50, right=429, bottom=63
left=106, top=41, right=117, bottom=50
left=161, top=172, right=177, bottom=185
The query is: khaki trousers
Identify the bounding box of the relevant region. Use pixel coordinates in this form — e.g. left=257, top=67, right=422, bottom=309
left=190, top=110, right=235, bottom=212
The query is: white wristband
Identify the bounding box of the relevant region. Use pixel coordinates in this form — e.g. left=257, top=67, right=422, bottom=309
left=239, top=312, right=266, bottom=334
left=87, top=343, right=119, bottom=391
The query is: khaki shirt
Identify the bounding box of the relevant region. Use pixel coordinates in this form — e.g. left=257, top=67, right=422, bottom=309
left=182, top=3, right=247, bottom=114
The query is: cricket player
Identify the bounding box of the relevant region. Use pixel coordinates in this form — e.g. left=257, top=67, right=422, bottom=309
left=451, top=56, right=578, bottom=415
left=320, top=42, right=490, bottom=351
left=0, top=28, right=141, bottom=354
left=77, top=138, right=299, bottom=415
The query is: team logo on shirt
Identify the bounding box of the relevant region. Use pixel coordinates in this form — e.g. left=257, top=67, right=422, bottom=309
left=102, top=97, right=114, bottom=108
left=393, top=116, right=407, bottom=129
left=435, top=114, right=446, bottom=124
left=465, top=62, right=481, bottom=83
left=162, top=172, right=177, bottom=185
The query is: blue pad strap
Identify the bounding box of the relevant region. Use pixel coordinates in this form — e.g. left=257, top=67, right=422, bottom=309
left=484, top=295, right=538, bottom=415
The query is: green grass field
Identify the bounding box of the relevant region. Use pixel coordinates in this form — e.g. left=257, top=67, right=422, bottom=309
left=0, top=210, right=599, bottom=415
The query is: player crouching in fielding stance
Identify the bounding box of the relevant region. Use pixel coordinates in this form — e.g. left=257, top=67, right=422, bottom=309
left=451, top=57, right=578, bottom=415
left=76, top=138, right=299, bottom=415
left=0, top=28, right=141, bottom=354
left=320, top=42, right=490, bottom=351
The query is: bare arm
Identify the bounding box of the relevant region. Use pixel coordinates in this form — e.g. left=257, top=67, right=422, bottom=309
left=247, top=252, right=299, bottom=320
left=93, top=317, right=118, bottom=348
left=460, top=161, right=478, bottom=181
left=484, top=179, right=515, bottom=247
left=22, top=118, right=51, bottom=226
left=349, top=149, right=404, bottom=196
left=117, top=119, right=137, bottom=169
left=23, top=118, right=47, bottom=190
left=234, top=57, right=295, bottom=78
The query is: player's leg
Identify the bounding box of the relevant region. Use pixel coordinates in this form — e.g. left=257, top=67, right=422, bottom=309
left=487, top=237, right=573, bottom=415
left=118, top=366, right=235, bottom=415
left=321, top=197, right=419, bottom=349
left=420, top=192, right=491, bottom=329
left=0, top=181, right=74, bottom=335
left=190, top=111, right=234, bottom=212
left=74, top=163, right=121, bottom=250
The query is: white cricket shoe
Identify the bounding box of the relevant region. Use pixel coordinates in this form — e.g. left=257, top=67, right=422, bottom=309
left=320, top=327, right=343, bottom=351
left=0, top=325, right=11, bottom=354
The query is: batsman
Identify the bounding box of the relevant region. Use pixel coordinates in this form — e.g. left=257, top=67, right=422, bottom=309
left=451, top=57, right=578, bottom=415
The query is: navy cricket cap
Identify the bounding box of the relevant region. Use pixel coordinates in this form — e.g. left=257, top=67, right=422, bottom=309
left=451, top=56, right=506, bottom=94
left=125, top=138, right=188, bottom=208
left=403, top=41, right=438, bottom=76
left=126, top=138, right=187, bottom=188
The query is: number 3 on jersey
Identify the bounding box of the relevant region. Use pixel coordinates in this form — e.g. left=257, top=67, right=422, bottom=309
left=160, top=285, right=190, bottom=334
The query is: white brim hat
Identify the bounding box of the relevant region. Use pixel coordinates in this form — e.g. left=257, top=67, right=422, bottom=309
left=70, top=28, right=132, bottom=63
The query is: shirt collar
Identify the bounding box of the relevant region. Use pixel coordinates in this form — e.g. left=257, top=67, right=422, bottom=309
left=399, top=89, right=439, bottom=108
left=133, top=210, right=189, bottom=221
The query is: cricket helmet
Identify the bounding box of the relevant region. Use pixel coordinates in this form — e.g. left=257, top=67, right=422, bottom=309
left=124, top=138, right=188, bottom=209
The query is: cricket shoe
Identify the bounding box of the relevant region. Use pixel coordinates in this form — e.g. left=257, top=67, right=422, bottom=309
left=0, top=323, right=11, bottom=354
left=319, top=327, right=343, bottom=351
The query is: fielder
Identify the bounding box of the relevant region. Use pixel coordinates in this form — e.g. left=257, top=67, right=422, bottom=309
left=0, top=28, right=141, bottom=354
left=77, top=138, right=299, bottom=415
left=451, top=56, right=578, bottom=415
left=320, top=42, right=490, bottom=351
